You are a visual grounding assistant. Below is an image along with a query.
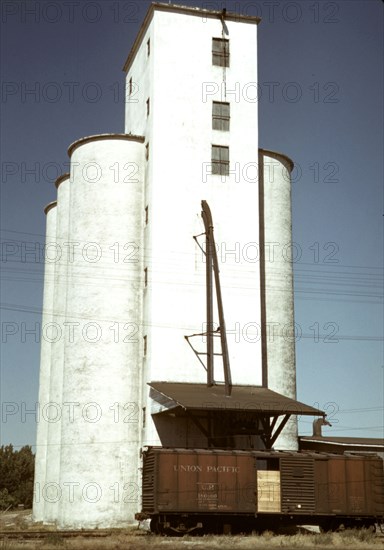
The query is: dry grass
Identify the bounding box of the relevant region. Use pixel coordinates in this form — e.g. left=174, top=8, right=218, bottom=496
left=1, top=528, right=382, bottom=550
left=0, top=512, right=382, bottom=550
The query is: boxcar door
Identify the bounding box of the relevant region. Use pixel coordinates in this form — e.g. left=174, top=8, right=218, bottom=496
left=280, top=455, right=315, bottom=514
left=256, top=458, right=281, bottom=513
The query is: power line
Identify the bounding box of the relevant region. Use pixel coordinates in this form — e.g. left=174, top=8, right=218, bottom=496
left=1, top=302, right=383, bottom=342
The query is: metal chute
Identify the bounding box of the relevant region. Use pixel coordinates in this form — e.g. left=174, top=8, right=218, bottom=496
left=185, top=201, right=232, bottom=396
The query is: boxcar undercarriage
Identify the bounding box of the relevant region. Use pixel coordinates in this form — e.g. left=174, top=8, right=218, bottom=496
left=145, top=512, right=378, bottom=536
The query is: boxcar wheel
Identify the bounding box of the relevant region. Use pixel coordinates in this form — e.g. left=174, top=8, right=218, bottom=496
left=320, top=519, right=345, bottom=532
left=319, top=521, right=331, bottom=533
left=150, top=516, right=163, bottom=535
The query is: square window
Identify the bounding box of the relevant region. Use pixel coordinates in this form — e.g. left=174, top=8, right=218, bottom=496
left=212, top=101, right=230, bottom=131
left=212, top=145, right=229, bottom=176
left=212, top=38, right=229, bottom=67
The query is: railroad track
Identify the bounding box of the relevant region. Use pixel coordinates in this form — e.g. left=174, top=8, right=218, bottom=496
left=0, top=529, right=113, bottom=540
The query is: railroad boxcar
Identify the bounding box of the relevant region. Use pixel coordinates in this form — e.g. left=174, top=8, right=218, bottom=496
left=136, top=447, right=384, bottom=534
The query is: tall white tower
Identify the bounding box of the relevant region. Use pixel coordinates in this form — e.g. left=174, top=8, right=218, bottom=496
left=123, top=3, right=262, bottom=448
left=33, top=2, right=299, bottom=529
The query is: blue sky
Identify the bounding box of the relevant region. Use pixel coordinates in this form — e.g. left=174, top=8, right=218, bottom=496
left=1, top=0, right=383, bottom=448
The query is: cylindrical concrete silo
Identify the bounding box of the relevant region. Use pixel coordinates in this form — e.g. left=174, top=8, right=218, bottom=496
left=259, top=149, right=298, bottom=450
left=32, top=201, right=57, bottom=522
left=58, top=134, right=145, bottom=528
left=44, top=173, right=71, bottom=524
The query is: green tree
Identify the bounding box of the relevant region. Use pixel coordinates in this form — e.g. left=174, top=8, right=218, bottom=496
left=0, top=445, right=35, bottom=509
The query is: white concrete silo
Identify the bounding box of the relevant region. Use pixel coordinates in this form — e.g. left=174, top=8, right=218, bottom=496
left=57, top=134, right=145, bottom=528
left=43, top=173, right=71, bottom=523
left=259, top=149, right=298, bottom=450
left=32, top=201, right=57, bottom=522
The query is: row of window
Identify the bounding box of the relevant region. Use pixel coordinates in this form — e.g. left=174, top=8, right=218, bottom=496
left=144, top=37, right=228, bottom=66
left=139, top=36, right=228, bottom=68
left=212, top=37, right=230, bottom=173
left=142, top=37, right=151, bottom=366
left=146, top=146, right=229, bottom=176
left=145, top=36, right=228, bottom=66
left=142, top=99, right=229, bottom=129
left=140, top=39, right=230, bottom=303
left=143, top=105, right=230, bottom=172
left=129, top=36, right=229, bottom=100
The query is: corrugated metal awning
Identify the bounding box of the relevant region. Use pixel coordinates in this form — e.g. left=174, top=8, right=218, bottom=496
left=299, top=436, right=384, bottom=453
left=148, top=382, right=324, bottom=417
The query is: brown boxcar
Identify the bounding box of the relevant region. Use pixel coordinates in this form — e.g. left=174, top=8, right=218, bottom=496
left=138, top=447, right=384, bottom=534
left=314, top=453, right=384, bottom=530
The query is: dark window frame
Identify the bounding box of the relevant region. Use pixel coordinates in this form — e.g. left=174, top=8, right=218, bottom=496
left=212, top=145, right=230, bottom=176
left=212, top=101, right=230, bottom=131
left=212, top=37, right=230, bottom=67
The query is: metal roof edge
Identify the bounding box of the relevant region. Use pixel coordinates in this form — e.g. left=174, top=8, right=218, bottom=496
left=148, top=381, right=325, bottom=416
left=299, top=436, right=384, bottom=448
left=67, top=133, right=145, bottom=157
left=259, top=148, right=294, bottom=173
left=123, top=2, right=261, bottom=73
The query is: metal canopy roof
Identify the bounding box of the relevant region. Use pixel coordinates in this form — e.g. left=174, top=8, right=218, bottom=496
left=300, top=436, right=384, bottom=453
left=149, top=382, right=324, bottom=417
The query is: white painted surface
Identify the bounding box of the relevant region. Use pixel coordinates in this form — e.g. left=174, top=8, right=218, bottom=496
left=32, top=202, right=57, bottom=522
left=34, top=4, right=301, bottom=529
left=57, top=137, right=144, bottom=528
left=44, top=175, right=70, bottom=523
left=124, top=9, right=261, bottom=448
left=262, top=152, right=298, bottom=450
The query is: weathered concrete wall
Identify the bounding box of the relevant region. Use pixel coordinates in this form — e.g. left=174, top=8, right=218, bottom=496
left=33, top=4, right=301, bottom=529
left=32, top=201, right=57, bottom=522
left=44, top=174, right=70, bottom=523
left=56, top=135, right=144, bottom=528
left=261, top=150, right=298, bottom=450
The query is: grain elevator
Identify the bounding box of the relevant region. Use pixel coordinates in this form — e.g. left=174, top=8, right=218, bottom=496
left=33, top=2, right=310, bottom=529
